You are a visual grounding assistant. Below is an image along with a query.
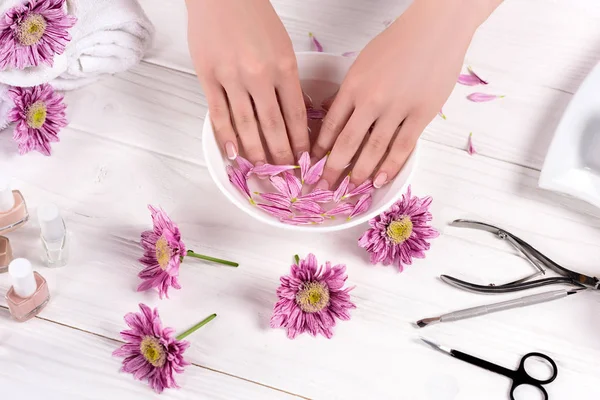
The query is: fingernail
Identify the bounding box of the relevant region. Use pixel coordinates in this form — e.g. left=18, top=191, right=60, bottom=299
left=373, top=172, right=388, bottom=189
left=225, top=142, right=238, bottom=160
left=315, top=179, right=329, bottom=190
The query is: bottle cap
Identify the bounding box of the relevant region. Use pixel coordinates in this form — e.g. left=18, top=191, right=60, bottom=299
left=38, top=203, right=65, bottom=242
left=0, top=173, right=15, bottom=212
left=8, top=258, right=37, bottom=298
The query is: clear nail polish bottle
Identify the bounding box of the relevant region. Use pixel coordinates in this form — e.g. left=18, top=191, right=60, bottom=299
left=0, top=236, right=13, bottom=273
left=38, top=203, right=69, bottom=268
left=6, top=258, right=50, bottom=322
left=0, top=174, right=29, bottom=235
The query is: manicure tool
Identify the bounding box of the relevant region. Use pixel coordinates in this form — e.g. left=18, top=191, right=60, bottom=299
left=415, top=288, right=583, bottom=328
left=421, top=338, right=558, bottom=400
left=440, top=219, right=600, bottom=293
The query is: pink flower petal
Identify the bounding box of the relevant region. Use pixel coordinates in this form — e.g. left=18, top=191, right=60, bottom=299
left=324, top=202, right=354, bottom=217
left=227, top=165, right=253, bottom=203
left=467, top=132, right=476, bottom=155
left=283, top=171, right=302, bottom=199
left=257, top=204, right=293, bottom=218
left=251, top=164, right=298, bottom=177
left=304, top=154, right=328, bottom=185
left=349, top=194, right=372, bottom=219
left=309, top=32, right=323, bottom=52
left=307, top=108, right=327, bottom=120
left=342, top=51, right=358, bottom=57
left=235, top=156, right=254, bottom=177
left=298, top=152, right=311, bottom=183
left=467, top=93, right=504, bottom=102
left=342, top=180, right=373, bottom=200
left=457, top=74, right=483, bottom=86
left=292, top=199, right=324, bottom=215
left=270, top=175, right=290, bottom=198
left=438, top=109, right=447, bottom=120
left=299, top=189, right=333, bottom=203
left=281, top=215, right=325, bottom=225
left=333, top=175, right=350, bottom=203
left=467, top=66, right=488, bottom=85
left=256, top=192, right=291, bottom=208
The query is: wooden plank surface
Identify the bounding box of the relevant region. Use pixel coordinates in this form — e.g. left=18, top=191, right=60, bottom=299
left=1, top=0, right=600, bottom=399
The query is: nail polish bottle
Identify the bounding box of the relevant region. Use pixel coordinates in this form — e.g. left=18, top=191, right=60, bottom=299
left=6, top=258, right=50, bottom=322
left=38, top=203, right=69, bottom=268
left=0, top=174, right=29, bottom=235
left=0, top=236, right=13, bottom=273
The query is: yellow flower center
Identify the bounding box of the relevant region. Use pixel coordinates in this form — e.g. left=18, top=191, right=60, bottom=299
left=155, top=236, right=172, bottom=270
left=140, top=336, right=166, bottom=368
left=26, top=101, right=47, bottom=129
left=295, top=281, right=330, bottom=313
left=16, top=14, right=47, bottom=46
left=386, top=217, right=413, bottom=244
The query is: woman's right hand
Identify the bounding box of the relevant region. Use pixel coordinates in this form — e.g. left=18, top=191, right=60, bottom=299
left=186, top=0, right=308, bottom=166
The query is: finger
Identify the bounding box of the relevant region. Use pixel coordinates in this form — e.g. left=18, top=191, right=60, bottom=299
left=205, top=82, right=239, bottom=160
left=321, top=89, right=339, bottom=111
left=317, top=110, right=376, bottom=190
left=350, top=116, right=402, bottom=186
left=375, top=116, right=425, bottom=188
left=277, top=79, right=310, bottom=159
left=225, top=87, right=267, bottom=165
left=312, top=90, right=353, bottom=159
left=251, top=85, right=295, bottom=165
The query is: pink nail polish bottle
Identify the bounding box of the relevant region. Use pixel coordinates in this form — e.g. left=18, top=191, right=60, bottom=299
left=0, top=236, right=13, bottom=273
left=0, top=174, right=29, bottom=235
left=6, top=258, right=50, bottom=322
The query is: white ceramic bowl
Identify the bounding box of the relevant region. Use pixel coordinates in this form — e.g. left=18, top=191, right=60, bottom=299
left=202, top=52, right=419, bottom=232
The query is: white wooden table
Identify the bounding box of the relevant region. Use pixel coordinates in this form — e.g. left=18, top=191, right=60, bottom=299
left=2, top=1, right=600, bottom=399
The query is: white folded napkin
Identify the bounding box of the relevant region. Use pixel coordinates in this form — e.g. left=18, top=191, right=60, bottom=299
left=0, top=0, right=154, bottom=90
left=0, top=83, right=11, bottom=130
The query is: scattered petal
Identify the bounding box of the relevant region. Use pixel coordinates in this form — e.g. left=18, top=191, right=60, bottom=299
left=298, top=152, right=311, bottom=183
left=383, top=19, right=394, bottom=27
left=299, top=189, right=333, bottom=203
left=438, top=109, right=447, bottom=120
left=257, top=204, right=293, bottom=218
left=348, top=194, right=372, bottom=219
left=342, top=180, right=373, bottom=200
left=457, top=74, right=484, bottom=86
left=257, top=192, right=292, bottom=209
left=235, top=156, right=254, bottom=177
left=342, top=51, right=358, bottom=57
left=292, top=199, right=324, bottom=215
left=467, top=132, right=476, bottom=155
left=467, top=65, right=488, bottom=85
left=307, top=108, right=327, bottom=120
left=467, top=93, right=504, bottom=102
left=324, top=202, right=354, bottom=217
left=283, top=171, right=302, bottom=199
left=251, top=163, right=298, bottom=177
left=333, top=175, right=351, bottom=203
left=304, top=154, right=328, bottom=185
left=309, top=32, right=323, bottom=52
left=227, top=166, right=253, bottom=203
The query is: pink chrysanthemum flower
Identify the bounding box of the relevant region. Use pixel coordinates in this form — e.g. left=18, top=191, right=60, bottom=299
left=138, top=205, right=186, bottom=299
left=8, top=84, right=67, bottom=156
left=270, top=253, right=355, bottom=339
left=113, top=304, right=190, bottom=393
left=358, top=185, right=439, bottom=271
left=0, top=0, right=76, bottom=70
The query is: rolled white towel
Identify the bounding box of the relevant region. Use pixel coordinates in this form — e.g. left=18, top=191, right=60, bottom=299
left=0, top=83, right=12, bottom=131
left=0, top=0, right=154, bottom=90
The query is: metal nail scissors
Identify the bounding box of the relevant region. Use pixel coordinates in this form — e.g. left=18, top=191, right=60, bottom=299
left=422, top=338, right=558, bottom=400
left=441, top=219, right=600, bottom=293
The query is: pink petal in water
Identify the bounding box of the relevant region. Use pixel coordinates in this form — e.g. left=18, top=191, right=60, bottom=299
left=227, top=165, right=254, bottom=204
left=292, top=199, right=324, bottom=215
left=298, top=151, right=311, bottom=183
left=235, top=156, right=254, bottom=177
left=299, top=189, right=333, bottom=203
left=348, top=194, right=372, bottom=219
left=467, top=132, right=476, bottom=156
left=324, top=202, right=354, bottom=218
left=333, top=175, right=351, bottom=203
left=283, top=171, right=302, bottom=199
left=304, top=154, right=328, bottom=185
left=281, top=215, right=325, bottom=225
left=251, top=163, right=298, bottom=177
left=309, top=32, right=323, bottom=52
left=342, top=180, right=373, bottom=200
left=307, top=108, right=327, bottom=120
left=467, top=93, right=505, bottom=102
left=270, top=175, right=290, bottom=198
left=257, top=203, right=293, bottom=218
left=342, top=51, right=358, bottom=57
left=256, top=192, right=291, bottom=208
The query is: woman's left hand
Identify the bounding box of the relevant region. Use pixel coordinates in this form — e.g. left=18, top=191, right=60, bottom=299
left=312, top=0, right=501, bottom=190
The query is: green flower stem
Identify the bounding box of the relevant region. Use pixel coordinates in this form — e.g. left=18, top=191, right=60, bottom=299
left=294, top=254, right=300, bottom=264
left=176, top=314, right=217, bottom=340
left=186, top=250, right=239, bottom=267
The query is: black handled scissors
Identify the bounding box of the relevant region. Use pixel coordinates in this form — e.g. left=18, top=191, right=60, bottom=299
left=440, top=219, right=600, bottom=293
left=421, top=338, right=558, bottom=399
